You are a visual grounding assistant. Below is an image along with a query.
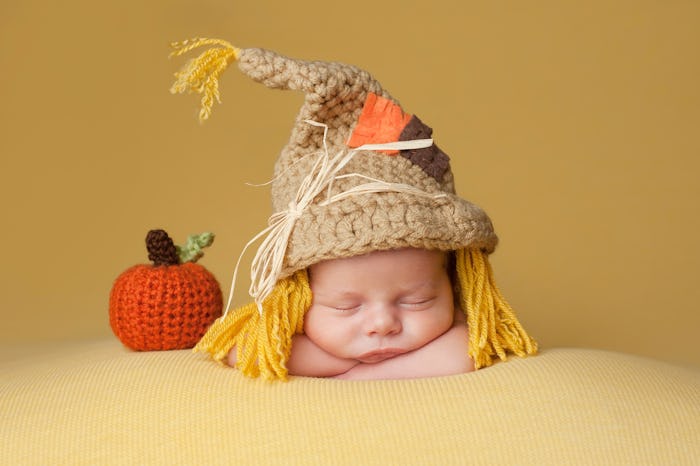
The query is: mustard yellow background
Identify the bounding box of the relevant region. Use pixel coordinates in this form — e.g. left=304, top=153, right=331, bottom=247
left=1, top=0, right=698, bottom=367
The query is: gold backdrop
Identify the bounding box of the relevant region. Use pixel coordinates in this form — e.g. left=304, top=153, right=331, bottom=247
left=1, top=0, right=698, bottom=367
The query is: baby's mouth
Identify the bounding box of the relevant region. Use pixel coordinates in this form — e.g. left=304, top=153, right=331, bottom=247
left=357, top=348, right=407, bottom=363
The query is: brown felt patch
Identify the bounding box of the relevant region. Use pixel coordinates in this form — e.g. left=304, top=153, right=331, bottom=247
left=399, top=115, right=450, bottom=181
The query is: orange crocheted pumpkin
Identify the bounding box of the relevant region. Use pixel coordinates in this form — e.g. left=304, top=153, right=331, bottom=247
left=109, top=229, right=223, bottom=351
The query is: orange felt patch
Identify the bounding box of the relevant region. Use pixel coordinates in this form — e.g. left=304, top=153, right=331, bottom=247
left=347, top=93, right=412, bottom=154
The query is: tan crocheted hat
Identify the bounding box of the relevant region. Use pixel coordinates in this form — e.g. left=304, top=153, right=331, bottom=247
left=171, top=39, right=537, bottom=379
left=171, top=39, right=497, bottom=307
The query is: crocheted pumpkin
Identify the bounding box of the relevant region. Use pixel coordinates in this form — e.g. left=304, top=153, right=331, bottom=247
left=109, top=229, right=223, bottom=351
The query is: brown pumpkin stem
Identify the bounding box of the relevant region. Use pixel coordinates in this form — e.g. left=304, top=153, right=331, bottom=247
left=146, top=230, right=180, bottom=266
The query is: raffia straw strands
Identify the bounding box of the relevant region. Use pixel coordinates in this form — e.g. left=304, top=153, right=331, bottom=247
left=224, top=121, right=443, bottom=316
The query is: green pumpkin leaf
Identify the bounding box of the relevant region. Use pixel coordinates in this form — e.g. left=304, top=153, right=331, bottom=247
left=176, top=232, right=215, bottom=263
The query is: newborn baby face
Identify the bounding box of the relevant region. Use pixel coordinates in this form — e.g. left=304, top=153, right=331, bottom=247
left=304, top=248, right=455, bottom=363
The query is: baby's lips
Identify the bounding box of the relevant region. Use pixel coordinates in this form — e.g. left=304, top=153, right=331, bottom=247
left=357, top=348, right=407, bottom=363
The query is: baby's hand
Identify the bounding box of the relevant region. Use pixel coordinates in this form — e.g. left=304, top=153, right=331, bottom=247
left=286, top=334, right=359, bottom=377
left=227, top=335, right=358, bottom=377
left=333, top=323, right=473, bottom=381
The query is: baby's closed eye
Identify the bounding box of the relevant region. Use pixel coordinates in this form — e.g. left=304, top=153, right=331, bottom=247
left=331, top=303, right=361, bottom=312
left=399, top=296, right=437, bottom=309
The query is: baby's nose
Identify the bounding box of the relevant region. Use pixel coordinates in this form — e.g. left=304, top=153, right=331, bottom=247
left=366, top=306, right=402, bottom=336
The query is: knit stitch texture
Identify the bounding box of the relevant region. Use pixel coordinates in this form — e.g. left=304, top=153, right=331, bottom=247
left=109, top=262, right=222, bottom=350
left=234, top=47, right=498, bottom=279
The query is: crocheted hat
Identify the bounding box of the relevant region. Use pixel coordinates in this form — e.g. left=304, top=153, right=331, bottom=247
left=170, top=38, right=536, bottom=379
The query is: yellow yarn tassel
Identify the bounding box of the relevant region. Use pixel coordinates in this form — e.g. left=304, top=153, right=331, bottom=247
left=194, top=270, right=311, bottom=381
left=455, top=249, right=538, bottom=369
left=169, top=37, right=241, bottom=122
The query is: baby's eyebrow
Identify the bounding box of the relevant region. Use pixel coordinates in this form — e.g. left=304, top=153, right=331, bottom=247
left=396, top=282, right=440, bottom=297
left=313, top=289, right=359, bottom=300
left=409, top=275, right=441, bottom=288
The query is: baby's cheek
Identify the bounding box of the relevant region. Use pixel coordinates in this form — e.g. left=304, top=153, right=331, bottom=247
left=304, top=319, right=347, bottom=356
left=403, top=314, right=444, bottom=341
left=302, top=308, right=324, bottom=337
left=432, top=309, right=455, bottom=336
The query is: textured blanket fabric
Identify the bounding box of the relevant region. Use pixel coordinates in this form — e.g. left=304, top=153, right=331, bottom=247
left=2, top=340, right=699, bottom=465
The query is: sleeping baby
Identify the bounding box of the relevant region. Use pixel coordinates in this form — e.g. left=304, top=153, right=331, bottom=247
left=170, top=38, right=537, bottom=381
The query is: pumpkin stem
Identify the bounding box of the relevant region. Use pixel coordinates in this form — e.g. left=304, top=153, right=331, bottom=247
left=146, top=230, right=180, bottom=266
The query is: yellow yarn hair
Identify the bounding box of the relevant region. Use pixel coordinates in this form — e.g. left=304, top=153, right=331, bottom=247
left=455, top=248, right=538, bottom=369
left=169, top=37, right=241, bottom=123
left=194, top=270, right=311, bottom=381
